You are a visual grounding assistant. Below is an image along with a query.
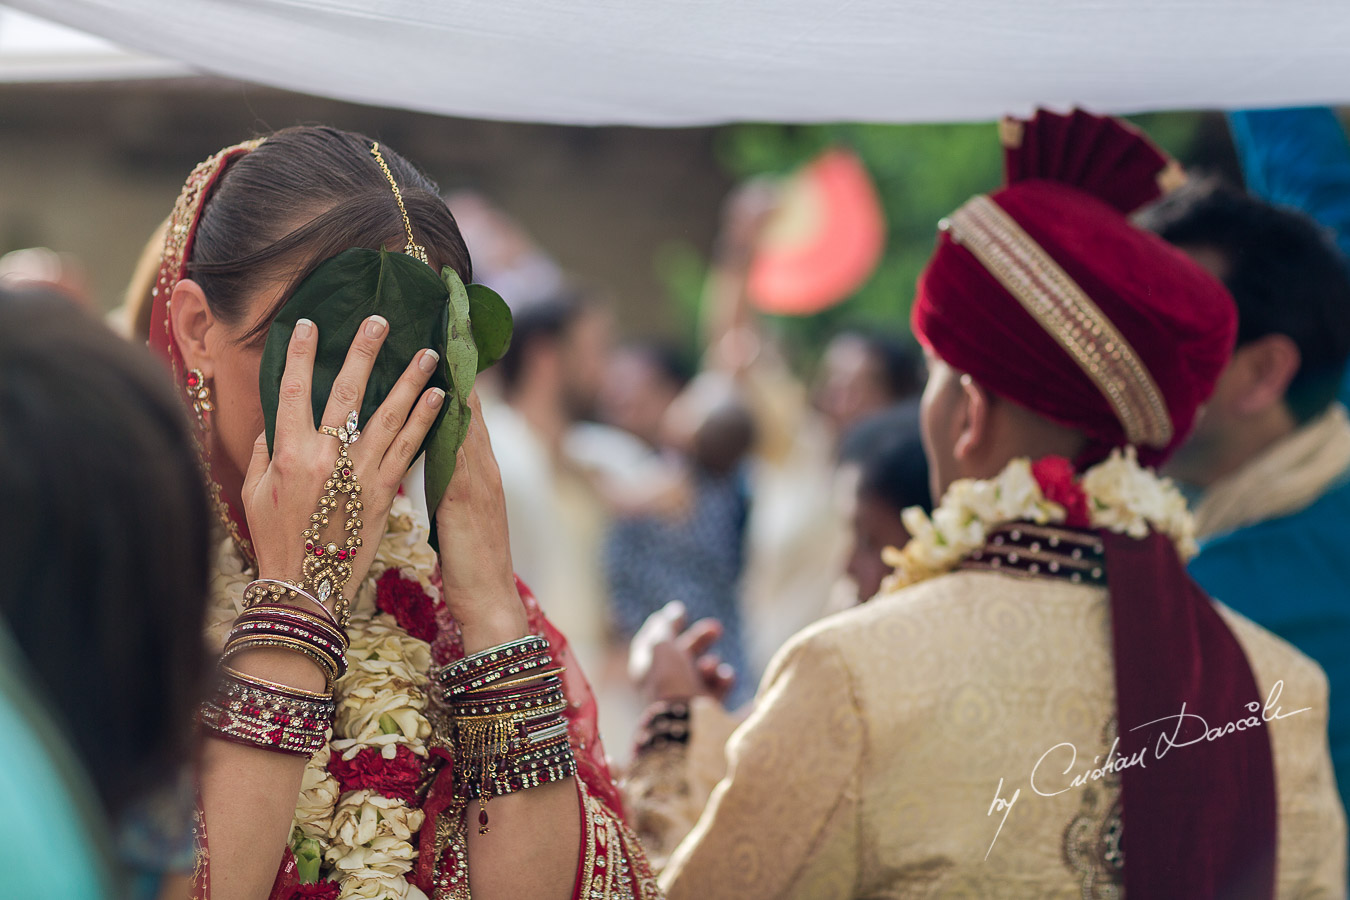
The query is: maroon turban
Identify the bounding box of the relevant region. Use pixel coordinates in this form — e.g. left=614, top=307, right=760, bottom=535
left=913, top=109, right=1276, bottom=900
left=913, top=109, right=1236, bottom=467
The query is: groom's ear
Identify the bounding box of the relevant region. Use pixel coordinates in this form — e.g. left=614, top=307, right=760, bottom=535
left=952, top=373, right=992, bottom=463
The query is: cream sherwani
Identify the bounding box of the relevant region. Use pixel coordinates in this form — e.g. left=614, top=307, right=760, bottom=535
left=660, top=570, right=1347, bottom=899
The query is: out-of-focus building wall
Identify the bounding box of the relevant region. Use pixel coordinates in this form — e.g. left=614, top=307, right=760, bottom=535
left=0, top=78, right=731, bottom=334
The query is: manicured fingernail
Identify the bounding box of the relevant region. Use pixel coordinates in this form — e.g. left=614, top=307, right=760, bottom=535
left=365, top=315, right=388, bottom=338
left=294, top=318, right=314, bottom=339
left=419, top=349, right=439, bottom=373
left=427, top=388, right=445, bottom=408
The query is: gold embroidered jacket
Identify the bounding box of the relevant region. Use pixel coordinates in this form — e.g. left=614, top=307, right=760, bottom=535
left=660, top=571, right=1347, bottom=899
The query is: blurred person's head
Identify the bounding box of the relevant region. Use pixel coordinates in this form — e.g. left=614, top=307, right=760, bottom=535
left=839, top=404, right=931, bottom=602
left=498, top=291, right=613, bottom=422
left=0, top=247, right=93, bottom=309
left=0, top=286, right=211, bottom=821
left=152, top=127, right=473, bottom=500
left=1137, top=179, right=1350, bottom=488
left=445, top=190, right=565, bottom=307
left=815, top=330, right=924, bottom=434
left=662, top=372, right=757, bottom=475
left=600, top=341, right=694, bottom=448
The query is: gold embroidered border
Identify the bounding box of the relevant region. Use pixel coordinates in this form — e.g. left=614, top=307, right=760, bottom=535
left=155, top=139, right=265, bottom=567
left=960, top=560, right=1103, bottom=585
left=943, top=195, right=1173, bottom=448
left=988, top=521, right=1103, bottom=549
left=977, top=543, right=1101, bottom=573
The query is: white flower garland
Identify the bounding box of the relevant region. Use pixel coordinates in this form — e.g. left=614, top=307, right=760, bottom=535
left=208, top=493, right=442, bottom=900
left=879, top=447, right=1197, bottom=591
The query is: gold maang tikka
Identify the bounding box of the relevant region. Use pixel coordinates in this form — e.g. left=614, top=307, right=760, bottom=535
left=370, top=142, right=430, bottom=265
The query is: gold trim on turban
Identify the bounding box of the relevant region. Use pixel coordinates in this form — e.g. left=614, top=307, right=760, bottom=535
left=942, top=194, right=1174, bottom=448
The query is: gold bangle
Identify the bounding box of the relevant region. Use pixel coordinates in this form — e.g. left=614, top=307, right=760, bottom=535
left=243, top=601, right=350, bottom=649
left=219, top=665, right=334, bottom=701
left=222, top=636, right=336, bottom=692
left=461, top=667, right=567, bottom=694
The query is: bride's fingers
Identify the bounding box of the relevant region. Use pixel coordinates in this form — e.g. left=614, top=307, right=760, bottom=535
left=380, top=387, right=445, bottom=483
left=358, top=348, right=439, bottom=462
left=276, top=318, right=318, bottom=451
left=319, top=315, right=388, bottom=430
left=459, top=391, right=499, bottom=477
left=465, top=390, right=495, bottom=452
left=241, top=430, right=271, bottom=500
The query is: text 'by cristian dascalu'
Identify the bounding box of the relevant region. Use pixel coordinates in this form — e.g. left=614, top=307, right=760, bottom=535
left=982, top=679, right=1310, bottom=860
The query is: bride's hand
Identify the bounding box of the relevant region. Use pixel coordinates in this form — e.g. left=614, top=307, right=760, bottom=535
left=434, top=391, right=530, bottom=654
left=243, top=316, right=444, bottom=603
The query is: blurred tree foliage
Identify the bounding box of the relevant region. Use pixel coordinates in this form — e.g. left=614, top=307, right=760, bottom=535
left=657, top=112, right=1221, bottom=368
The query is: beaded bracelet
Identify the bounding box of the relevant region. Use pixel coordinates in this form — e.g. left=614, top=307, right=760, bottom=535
left=237, top=603, right=350, bottom=651
left=460, top=666, right=567, bottom=696
left=447, top=682, right=563, bottom=721
left=225, top=615, right=349, bottom=681
left=222, top=634, right=339, bottom=692
left=440, top=635, right=576, bottom=833
left=634, top=700, right=691, bottom=753
left=199, top=666, right=334, bottom=757
left=243, top=579, right=339, bottom=628
left=435, top=635, right=551, bottom=693
left=457, top=736, right=577, bottom=801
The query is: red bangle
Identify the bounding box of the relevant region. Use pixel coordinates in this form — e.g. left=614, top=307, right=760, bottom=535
left=199, top=666, right=333, bottom=757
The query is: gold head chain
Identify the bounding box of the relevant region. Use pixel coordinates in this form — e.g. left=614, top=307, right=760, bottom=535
left=370, top=142, right=430, bottom=265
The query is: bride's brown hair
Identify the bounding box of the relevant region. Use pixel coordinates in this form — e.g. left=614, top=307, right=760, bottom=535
left=187, top=126, right=472, bottom=343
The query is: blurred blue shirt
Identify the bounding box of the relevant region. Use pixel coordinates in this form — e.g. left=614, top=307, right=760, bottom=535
left=1187, top=107, right=1350, bottom=823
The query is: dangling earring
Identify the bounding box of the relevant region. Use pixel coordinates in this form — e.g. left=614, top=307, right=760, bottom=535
left=185, top=368, right=214, bottom=431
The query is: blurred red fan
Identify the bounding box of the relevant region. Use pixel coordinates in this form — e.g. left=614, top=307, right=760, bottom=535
left=747, top=148, right=885, bottom=316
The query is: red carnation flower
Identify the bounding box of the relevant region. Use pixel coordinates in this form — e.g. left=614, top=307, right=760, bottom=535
left=1031, top=455, right=1091, bottom=527
left=376, top=568, right=439, bottom=643
left=291, top=881, right=341, bottom=900
left=328, top=745, right=425, bottom=804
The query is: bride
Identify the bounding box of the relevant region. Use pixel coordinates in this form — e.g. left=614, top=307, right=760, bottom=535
left=142, top=126, right=658, bottom=900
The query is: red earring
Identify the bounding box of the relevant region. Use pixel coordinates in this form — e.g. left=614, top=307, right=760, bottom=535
left=186, top=368, right=214, bottom=431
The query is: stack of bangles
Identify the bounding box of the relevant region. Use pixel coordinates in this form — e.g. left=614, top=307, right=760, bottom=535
left=435, top=635, right=577, bottom=833
left=633, top=700, right=691, bottom=754
left=198, top=579, right=348, bottom=757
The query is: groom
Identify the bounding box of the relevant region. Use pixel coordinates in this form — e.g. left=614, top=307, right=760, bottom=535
left=656, top=110, right=1346, bottom=900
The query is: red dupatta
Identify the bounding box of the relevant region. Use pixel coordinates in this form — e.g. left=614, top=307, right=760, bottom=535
left=146, top=138, right=263, bottom=569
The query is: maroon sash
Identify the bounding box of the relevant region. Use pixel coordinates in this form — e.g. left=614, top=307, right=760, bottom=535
left=1103, top=531, right=1277, bottom=899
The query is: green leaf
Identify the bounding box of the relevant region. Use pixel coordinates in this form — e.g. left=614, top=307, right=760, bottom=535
left=466, top=282, right=513, bottom=373
left=442, top=267, right=479, bottom=404
left=423, top=267, right=483, bottom=552
left=258, top=248, right=514, bottom=555
left=259, top=248, right=450, bottom=459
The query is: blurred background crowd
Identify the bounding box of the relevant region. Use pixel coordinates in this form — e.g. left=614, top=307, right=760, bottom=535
left=0, top=37, right=1319, bottom=751
left=8, top=4, right=1350, bottom=888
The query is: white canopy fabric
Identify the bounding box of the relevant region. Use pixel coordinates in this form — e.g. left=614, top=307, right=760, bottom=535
left=0, top=8, right=187, bottom=82
left=7, top=1, right=1350, bottom=125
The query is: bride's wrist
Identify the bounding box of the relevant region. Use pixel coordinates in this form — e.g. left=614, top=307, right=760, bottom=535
left=457, top=602, right=530, bottom=655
